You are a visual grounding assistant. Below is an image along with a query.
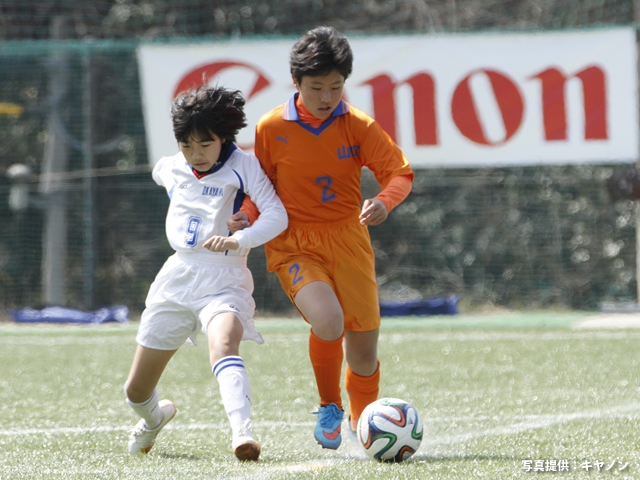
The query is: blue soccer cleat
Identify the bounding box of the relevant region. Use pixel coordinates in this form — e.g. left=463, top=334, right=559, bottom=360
left=313, top=403, right=344, bottom=449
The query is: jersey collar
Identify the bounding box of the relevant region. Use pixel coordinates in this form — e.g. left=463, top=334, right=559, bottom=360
left=282, top=92, right=350, bottom=121
left=190, top=142, right=237, bottom=179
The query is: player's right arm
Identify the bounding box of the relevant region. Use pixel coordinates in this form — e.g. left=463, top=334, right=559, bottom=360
left=151, top=155, right=180, bottom=197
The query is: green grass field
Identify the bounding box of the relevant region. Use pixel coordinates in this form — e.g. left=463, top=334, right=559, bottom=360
left=1, top=312, right=639, bottom=479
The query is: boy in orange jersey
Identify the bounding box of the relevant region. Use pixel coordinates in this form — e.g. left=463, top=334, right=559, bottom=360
left=229, top=25, right=413, bottom=449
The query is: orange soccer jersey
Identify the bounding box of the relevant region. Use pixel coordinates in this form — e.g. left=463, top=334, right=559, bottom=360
left=254, top=94, right=413, bottom=225
left=254, top=93, right=413, bottom=330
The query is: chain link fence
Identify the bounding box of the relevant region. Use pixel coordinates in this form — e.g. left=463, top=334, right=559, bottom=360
left=0, top=0, right=637, bottom=314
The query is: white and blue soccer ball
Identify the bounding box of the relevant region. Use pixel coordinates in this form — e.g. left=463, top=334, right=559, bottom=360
left=356, top=397, right=423, bottom=462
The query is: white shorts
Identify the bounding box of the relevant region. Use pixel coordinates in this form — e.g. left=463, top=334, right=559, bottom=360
left=136, top=252, right=264, bottom=351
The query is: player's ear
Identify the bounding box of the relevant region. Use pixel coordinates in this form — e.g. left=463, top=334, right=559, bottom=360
left=292, top=76, right=300, bottom=90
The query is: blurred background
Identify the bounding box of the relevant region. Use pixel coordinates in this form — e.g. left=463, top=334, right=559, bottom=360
left=0, top=0, right=637, bottom=316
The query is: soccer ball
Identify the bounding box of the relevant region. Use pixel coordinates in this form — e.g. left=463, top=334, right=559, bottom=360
left=356, top=397, right=423, bottom=462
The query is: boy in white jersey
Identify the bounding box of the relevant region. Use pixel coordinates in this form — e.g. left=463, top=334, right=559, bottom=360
left=124, top=85, right=287, bottom=461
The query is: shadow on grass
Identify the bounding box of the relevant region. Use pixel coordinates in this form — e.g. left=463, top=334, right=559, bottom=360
left=157, top=452, right=206, bottom=461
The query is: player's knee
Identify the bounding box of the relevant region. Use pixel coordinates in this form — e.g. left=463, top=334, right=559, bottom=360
left=310, top=315, right=344, bottom=341
left=329, top=306, right=344, bottom=324
left=312, top=304, right=343, bottom=327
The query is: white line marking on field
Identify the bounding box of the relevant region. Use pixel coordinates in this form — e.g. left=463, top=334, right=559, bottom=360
left=384, top=330, right=640, bottom=342
left=0, top=336, right=137, bottom=346
left=424, top=401, right=640, bottom=447
left=3, top=402, right=639, bottom=444
left=572, top=313, right=640, bottom=329
left=0, top=421, right=315, bottom=436
left=4, top=329, right=640, bottom=347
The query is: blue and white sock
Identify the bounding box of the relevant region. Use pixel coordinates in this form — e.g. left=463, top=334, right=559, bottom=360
left=213, top=356, right=253, bottom=438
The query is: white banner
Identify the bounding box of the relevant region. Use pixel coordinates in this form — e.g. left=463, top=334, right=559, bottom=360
left=137, top=28, right=638, bottom=168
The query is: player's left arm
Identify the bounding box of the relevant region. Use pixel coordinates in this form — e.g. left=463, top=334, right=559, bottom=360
left=228, top=154, right=287, bottom=248
left=359, top=120, right=414, bottom=226
left=226, top=122, right=275, bottom=233
left=227, top=197, right=259, bottom=233
left=360, top=175, right=413, bottom=226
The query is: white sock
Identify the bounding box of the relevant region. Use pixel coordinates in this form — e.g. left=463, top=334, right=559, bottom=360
left=126, top=388, right=163, bottom=430
left=213, top=356, right=253, bottom=438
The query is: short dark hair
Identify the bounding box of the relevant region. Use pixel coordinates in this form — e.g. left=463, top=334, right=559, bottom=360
left=171, top=85, right=247, bottom=144
left=289, top=26, right=353, bottom=83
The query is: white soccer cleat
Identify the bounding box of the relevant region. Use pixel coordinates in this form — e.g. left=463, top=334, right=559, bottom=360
left=128, top=399, right=177, bottom=454
left=232, top=418, right=260, bottom=461
left=232, top=435, right=261, bottom=461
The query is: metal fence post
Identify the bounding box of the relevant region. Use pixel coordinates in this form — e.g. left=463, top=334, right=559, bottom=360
left=40, top=16, right=68, bottom=306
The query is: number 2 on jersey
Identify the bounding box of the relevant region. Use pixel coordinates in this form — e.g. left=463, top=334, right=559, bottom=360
left=315, top=175, right=337, bottom=202
left=289, top=263, right=304, bottom=286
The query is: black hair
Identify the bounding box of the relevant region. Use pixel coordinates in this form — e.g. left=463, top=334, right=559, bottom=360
left=171, top=85, right=247, bottom=144
left=289, top=26, right=353, bottom=83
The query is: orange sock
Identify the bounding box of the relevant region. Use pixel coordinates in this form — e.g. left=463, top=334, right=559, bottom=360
left=345, top=361, right=380, bottom=430
left=309, top=330, right=344, bottom=409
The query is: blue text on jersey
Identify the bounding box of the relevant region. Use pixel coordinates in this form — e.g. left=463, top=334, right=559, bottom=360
left=202, top=186, right=224, bottom=197
left=337, top=145, right=360, bottom=160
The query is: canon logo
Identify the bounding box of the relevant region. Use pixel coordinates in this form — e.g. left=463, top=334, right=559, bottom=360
left=177, top=62, right=607, bottom=149
left=141, top=30, right=635, bottom=167
left=364, top=66, right=606, bottom=147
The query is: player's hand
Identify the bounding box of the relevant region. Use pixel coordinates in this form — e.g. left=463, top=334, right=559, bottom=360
left=203, top=236, right=240, bottom=252
left=359, top=198, right=388, bottom=226
left=226, top=212, right=250, bottom=233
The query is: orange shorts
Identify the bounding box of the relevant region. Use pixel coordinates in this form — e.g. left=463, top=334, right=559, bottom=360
left=265, top=214, right=380, bottom=332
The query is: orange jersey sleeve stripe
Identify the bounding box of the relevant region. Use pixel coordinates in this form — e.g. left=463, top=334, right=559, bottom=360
left=375, top=174, right=413, bottom=213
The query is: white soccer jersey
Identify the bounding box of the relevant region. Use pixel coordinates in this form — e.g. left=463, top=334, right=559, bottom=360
left=152, top=144, right=287, bottom=257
